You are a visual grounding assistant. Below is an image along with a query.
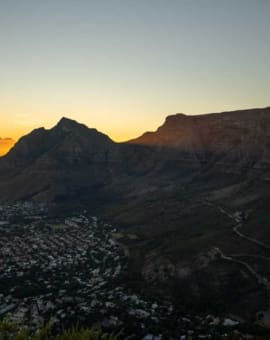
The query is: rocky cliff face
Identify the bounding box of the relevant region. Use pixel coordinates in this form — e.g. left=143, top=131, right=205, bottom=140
left=131, top=107, right=270, bottom=175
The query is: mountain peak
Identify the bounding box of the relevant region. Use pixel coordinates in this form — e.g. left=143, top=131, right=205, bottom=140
left=58, top=116, right=79, bottom=126
left=56, top=117, right=87, bottom=132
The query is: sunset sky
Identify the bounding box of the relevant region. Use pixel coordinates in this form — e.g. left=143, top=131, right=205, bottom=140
left=1, top=0, right=270, bottom=155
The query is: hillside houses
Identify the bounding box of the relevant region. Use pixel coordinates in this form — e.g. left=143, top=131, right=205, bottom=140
left=0, top=203, right=256, bottom=338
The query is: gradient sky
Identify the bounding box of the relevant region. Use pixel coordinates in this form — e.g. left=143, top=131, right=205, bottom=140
left=1, top=0, right=270, bottom=148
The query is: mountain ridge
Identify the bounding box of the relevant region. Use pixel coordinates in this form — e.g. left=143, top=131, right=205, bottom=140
left=1, top=107, right=270, bottom=317
left=1, top=106, right=270, bottom=202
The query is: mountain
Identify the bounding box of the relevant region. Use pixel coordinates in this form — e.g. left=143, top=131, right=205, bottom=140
left=131, top=108, right=270, bottom=175
left=0, top=117, right=122, bottom=202
left=1, top=108, right=270, bottom=318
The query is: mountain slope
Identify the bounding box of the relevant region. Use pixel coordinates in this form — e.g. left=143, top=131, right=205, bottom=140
left=0, top=117, right=122, bottom=201
left=106, top=107, right=270, bottom=317
left=131, top=107, right=270, bottom=175
left=2, top=107, right=270, bottom=202
left=1, top=108, right=270, bottom=317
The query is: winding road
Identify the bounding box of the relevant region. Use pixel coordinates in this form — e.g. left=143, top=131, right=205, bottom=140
left=205, top=201, right=270, bottom=292
left=206, top=201, right=270, bottom=251
left=213, top=247, right=269, bottom=288
left=233, top=224, right=270, bottom=251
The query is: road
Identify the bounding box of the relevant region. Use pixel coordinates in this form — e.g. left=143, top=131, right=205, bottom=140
left=233, top=224, right=270, bottom=251
left=206, top=201, right=270, bottom=294
left=213, top=247, right=270, bottom=289
left=206, top=201, right=270, bottom=251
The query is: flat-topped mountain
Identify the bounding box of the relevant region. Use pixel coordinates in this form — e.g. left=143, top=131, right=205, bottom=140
left=1, top=107, right=270, bottom=318
left=131, top=107, right=270, bottom=173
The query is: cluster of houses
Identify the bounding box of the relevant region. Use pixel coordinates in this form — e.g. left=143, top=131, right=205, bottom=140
left=0, top=203, right=260, bottom=339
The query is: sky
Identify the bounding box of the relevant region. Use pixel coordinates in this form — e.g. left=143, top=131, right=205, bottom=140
left=0, top=0, right=270, bottom=154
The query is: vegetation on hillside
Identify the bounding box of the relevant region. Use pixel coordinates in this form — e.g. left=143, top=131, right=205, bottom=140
left=0, top=320, right=118, bottom=340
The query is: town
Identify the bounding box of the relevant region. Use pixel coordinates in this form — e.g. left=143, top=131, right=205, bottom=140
left=0, top=203, right=262, bottom=339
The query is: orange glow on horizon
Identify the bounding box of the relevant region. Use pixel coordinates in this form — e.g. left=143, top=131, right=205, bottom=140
left=0, top=139, right=16, bottom=156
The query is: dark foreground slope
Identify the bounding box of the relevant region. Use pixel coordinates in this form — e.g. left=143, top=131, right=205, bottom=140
left=1, top=107, right=270, bottom=319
